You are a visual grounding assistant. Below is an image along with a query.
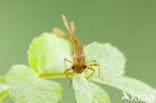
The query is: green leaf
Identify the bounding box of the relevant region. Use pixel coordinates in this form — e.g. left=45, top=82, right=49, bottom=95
left=91, top=83, right=111, bottom=103
left=6, top=65, right=63, bottom=103
left=73, top=73, right=92, bottom=103
left=0, top=76, right=9, bottom=99
left=84, top=42, right=126, bottom=77
left=28, top=33, right=72, bottom=74
left=85, top=42, right=156, bottom=102
left=73, top=73, right=111, bottom=103
left=93, top=76, right=156, bottom=103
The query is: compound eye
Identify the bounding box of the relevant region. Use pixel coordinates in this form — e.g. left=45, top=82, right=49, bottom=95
left=82, top=65, right=87, bottom=69
left=72, top=65, right=76, bottom=70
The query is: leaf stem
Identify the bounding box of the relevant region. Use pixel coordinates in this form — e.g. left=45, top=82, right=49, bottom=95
left=38, top=72, right=73, bottom=78
left=0, top=89, right=9, bottom=99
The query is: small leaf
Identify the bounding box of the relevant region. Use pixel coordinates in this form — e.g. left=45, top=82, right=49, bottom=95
left=6, top=65, right=63, bottom=103
left=28, top=33, right=72, bottom=74
left=93, top=76, right=156, bottom=103
left=85, top=42, right=126, bottom=77
left=0, top=76, right=9, bottom=99
left=73, top=73, right=111, bottom=103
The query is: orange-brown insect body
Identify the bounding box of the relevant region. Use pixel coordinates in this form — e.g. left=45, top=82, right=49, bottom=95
left=53, top=15, right=100, bottom=83
left=66, top=31, right=87, bottom=74
left=72, top=44, right=86, bottom=74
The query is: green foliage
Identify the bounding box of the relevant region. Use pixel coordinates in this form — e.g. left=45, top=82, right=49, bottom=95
left=0, top=32, right=155, bottom=103
left=73, top=73, right=110, bottom=103
left=93, top=76, right=156, bottom=103
left=85, top=42, right=156, bottom=103
left=84, top=42, right=126, bottom=77
left=73, top=73, right=93, bottom=103
left=28, top=32, right=72, bottom=74
left=0, top=76, right=6, bottom=83
left=91, top=83, right=111, bottom=103
left=6, top=65, right=63, bottom=103
left=0, top=76, right=9, bottom=99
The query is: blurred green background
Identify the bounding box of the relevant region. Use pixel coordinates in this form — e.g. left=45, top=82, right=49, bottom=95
left=0, top=0, right=156, bottom=103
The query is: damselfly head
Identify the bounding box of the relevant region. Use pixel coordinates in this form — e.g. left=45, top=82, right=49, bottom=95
left=72, top=65, right=87, bottom=74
